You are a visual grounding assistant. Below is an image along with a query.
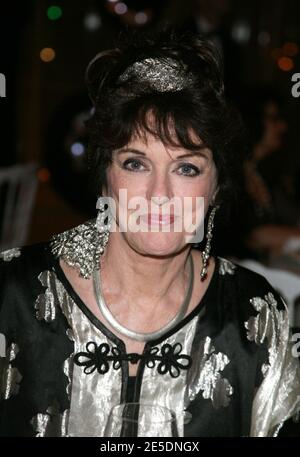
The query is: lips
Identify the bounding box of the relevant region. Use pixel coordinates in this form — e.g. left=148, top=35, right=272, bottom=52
left=141, top=213, right=176, bottom=226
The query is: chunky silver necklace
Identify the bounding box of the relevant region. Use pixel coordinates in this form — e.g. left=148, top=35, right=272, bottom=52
left=93, top=254, right=194, bottom=342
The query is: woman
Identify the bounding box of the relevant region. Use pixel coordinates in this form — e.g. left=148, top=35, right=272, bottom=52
left=237, top=86, right=300, bottom=260
left=0, top=30, right=299, bottom=437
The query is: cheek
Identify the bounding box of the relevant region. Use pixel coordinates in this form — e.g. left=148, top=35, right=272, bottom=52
left=174, top=184, right=216, bottom=227
left=106, top=169, right=148, bottom=215
left=176, top=174, right=217, bottom=207
left=109, top=166, right=149, bottom=192
left=107, top=168, right=127, bottom=193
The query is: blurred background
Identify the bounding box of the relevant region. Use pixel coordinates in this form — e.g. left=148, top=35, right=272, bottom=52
left=0, top=0, right=300, bottom=324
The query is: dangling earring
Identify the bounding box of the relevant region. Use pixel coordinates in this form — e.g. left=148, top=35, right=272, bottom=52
left=200, top=205, right=219, bottom=281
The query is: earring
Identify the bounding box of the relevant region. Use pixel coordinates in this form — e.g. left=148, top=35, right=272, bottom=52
left=200, top=205, right=219, bottom=281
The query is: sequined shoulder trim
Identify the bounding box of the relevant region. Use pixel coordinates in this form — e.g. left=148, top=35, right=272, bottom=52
left=49, top=219, right=107, bottom=279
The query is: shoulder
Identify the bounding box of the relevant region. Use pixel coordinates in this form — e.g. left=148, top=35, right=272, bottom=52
left=217, top=256, right=282, bottom=290
left=217, top=256, right=269, bottom=284
left=0, top=241, right=50, bottom=271
left=216, top=256, right=287, bottom=315
left=0, top=241, right=52, bottom=297
left=0, top=241, right=55, bottom=328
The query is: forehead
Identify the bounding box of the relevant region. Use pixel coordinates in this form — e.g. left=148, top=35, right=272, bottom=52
left=122, top=129, right=212, bottom=161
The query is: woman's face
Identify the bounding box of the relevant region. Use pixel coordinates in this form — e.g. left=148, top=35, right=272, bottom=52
left=103, top=129, right=218, bottom=257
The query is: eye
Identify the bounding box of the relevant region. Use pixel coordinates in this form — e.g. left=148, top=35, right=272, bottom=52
left=177, top=163, right=201, bottom=177
left=122, top=158, right=146, bottom=172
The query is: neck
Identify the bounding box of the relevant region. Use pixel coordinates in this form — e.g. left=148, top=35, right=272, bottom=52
left=99, top=231, right=192, bottom=307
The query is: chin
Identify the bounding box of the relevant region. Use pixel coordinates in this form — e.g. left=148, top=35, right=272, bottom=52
left=130, top=232, right=186, bottom=257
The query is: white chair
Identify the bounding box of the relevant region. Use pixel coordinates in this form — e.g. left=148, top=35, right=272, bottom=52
left=0, top=163, right=38, bottom=250
left=233, top=258, right=300, bottom=327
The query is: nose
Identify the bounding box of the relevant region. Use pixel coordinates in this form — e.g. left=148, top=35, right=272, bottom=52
left=147, top=172, right=173, bottom=207
left=152, top=196, right=170, bottom=206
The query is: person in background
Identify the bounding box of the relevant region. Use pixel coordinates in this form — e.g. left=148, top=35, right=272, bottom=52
left=236, top=86, right=300, bottom=261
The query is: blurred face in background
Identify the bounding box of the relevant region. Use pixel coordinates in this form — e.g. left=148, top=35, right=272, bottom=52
left=261, top=101, right=287, bottom=154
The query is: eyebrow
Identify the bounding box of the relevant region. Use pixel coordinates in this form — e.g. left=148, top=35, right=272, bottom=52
left=116, top=148, right=209, bottom=160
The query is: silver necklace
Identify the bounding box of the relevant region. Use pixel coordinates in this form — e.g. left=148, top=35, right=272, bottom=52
left=93, top=253, right=194, bottom=342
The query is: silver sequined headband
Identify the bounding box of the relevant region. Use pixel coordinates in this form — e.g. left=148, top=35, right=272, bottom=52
left=118, top=57, right=195, bottom=92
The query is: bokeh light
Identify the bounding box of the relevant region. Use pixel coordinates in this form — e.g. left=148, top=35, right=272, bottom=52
left=47, top=6, right=63, bottom=21
left=282, top=42, right=299, bottom=57
left=134, top=12, right=148, bottom=25
left=84, top=12, right=102, bottom=31
left=114, top=2, right=128, bottom=15
left=37, top=168, right=51, bottom=183
left=70, top=142, right=85, bottom=157
left=40, top=47, right=56, bottom=62
left=231, top=21, right=251, bottom=44
left=277, top=56, right=294, bottom=71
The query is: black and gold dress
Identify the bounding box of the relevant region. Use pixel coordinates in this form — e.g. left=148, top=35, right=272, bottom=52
left=0, top=220, right=299, bottom=437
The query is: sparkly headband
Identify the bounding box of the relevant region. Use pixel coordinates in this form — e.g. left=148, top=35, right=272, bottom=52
left=117, top=57, right=195, bottom=92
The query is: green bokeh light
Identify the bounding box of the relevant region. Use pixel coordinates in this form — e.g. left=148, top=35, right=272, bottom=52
left=47, top=6, right=63, bottom=21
